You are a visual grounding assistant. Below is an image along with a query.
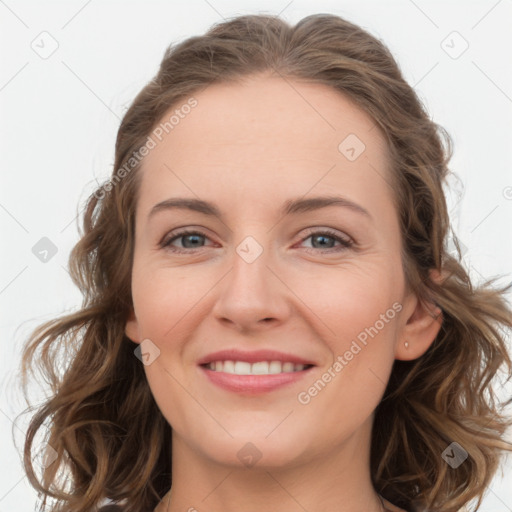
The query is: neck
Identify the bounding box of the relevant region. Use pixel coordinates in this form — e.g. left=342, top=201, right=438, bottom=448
left=159, top=417, right=388, bottom=512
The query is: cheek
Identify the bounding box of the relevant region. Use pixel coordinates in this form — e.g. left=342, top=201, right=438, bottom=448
left=131, top=266, right=205, bottom=430
left=294, top=274, right=398, bottom=429
left=291, top=263, right=401, bottom=404
left=291, top=261, right=401, bottom=340
left=131, top=264, right=208, bottom=340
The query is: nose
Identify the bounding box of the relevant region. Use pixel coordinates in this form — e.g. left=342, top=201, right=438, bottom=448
left=211, top=242, right=291, bottom=332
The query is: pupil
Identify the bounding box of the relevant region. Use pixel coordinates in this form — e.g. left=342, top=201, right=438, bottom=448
left=184, top=234, right=202, bottom=247
left=313, top=235, right=333, bottom=248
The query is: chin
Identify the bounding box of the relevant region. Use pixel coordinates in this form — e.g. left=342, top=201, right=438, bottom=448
left=193, top=429, right=311, bottom=470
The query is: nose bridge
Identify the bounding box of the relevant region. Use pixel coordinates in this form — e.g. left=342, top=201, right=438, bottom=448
left=211, top=230, right=289, bottom=325
left=230, top=233, right=274, bottom=298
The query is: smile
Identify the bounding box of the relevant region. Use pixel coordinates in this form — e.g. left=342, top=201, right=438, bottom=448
left=203, top=360, right=313, bottom=375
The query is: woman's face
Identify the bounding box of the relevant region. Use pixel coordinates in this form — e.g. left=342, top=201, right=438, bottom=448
left=125, top=73, right=440, bottom=469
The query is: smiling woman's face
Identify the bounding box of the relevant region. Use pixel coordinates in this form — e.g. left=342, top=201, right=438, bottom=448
left=125, top=73, right=439, bottom=470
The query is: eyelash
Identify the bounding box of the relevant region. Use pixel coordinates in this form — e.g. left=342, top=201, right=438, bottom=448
left=159, top=228, right=354, bottom=254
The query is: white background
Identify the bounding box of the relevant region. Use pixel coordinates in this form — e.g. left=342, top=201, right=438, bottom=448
left=1, top=0, right=511, bottom=510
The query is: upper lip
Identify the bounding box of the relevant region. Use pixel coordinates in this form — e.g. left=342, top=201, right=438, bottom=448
left=197, top=349, right=316, bottom=366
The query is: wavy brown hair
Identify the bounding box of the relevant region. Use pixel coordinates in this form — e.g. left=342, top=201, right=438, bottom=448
left=17, top=12, right=512, bottom=512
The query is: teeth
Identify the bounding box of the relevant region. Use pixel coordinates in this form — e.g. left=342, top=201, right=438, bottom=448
left=269, top=361, right=282, bottom=374
left=251, top=361, right=269, bottom=374
left=282, top=362, right=294, bottom=372
left=223, top=360, right=235, bottom=373
left=206, top=360, right=308, bottom=375
left=234, top=361, right=251, bottom=374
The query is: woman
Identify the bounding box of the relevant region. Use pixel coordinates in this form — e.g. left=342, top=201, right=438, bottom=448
left=19, top=13, right=512, bottom=512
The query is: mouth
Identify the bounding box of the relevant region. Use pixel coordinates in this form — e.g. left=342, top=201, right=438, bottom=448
left=201, top=360, right=314, bottom=375
left=197, top=350, right=316, bottom=393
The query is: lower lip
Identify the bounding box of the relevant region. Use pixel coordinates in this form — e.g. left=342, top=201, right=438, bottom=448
left=199, top=365, right=314, bottom=393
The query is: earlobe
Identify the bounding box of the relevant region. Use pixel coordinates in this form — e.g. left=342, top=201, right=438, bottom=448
left=395, top=268, right=445, bottom=361
left=125, top=308, right=141, bottom=344
left=395, top=299, right=443, bottom=361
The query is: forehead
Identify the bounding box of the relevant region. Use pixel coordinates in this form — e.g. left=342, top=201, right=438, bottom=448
left=137, top=74, right=394, bottom=217
left=148, top=74, right=388, bottom=156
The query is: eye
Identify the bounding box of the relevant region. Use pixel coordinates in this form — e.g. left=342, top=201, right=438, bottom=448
left=297, top=228, right=354, bottom=253
left=160, top=230, right=213, bottom=252
left=160, top=228, right=354, bottom=254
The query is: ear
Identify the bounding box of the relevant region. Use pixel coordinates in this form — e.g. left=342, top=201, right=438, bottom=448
left=395, top=269, right=444, bottom=361
left=125, top=307, right=141, bottom=344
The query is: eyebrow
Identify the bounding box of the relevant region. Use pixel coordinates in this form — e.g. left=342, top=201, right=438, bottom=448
left=148, top=195, right=372, bottom=222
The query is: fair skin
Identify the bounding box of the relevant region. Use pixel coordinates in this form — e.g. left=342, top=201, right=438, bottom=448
left=125, top=72, right=442, bottom=512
